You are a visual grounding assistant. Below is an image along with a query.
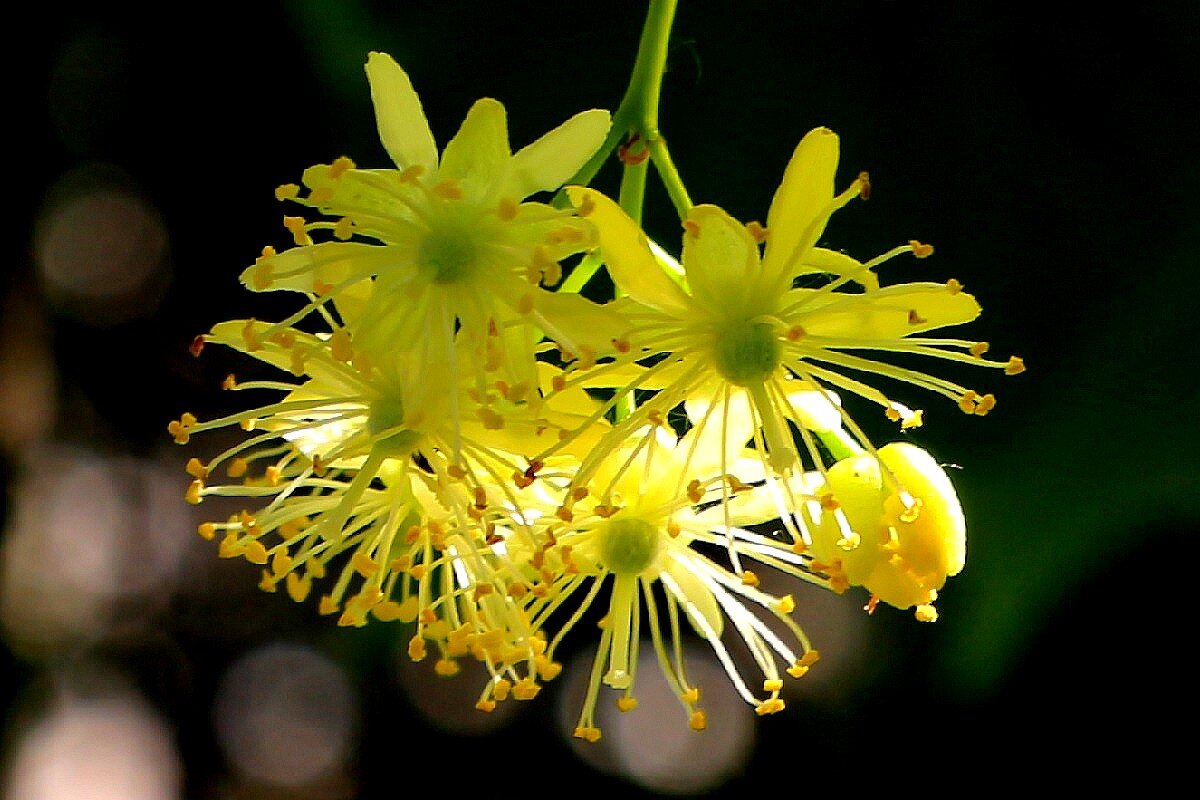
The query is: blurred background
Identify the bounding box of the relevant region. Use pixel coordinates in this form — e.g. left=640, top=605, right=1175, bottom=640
left=4, top=1, right=1198, bottom=796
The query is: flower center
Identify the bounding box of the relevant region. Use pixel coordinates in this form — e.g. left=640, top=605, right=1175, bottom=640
left=418, top=228, right=478, bottom=284
left=368, top=396, right=422, bottom=457
left=599, top=517, right=660, bottom=575
left=713, top=321, right=781, bottom=386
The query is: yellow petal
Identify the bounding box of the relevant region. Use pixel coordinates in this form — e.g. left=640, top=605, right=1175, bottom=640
left=238, top=241, right=412, bottom=294
left=682, top=386, right=755, bottom=477
left=664, top=556, right=724, bottom=639
left=680, top=205, right=761, bottom=317
left=796, top=247, right=879, bottom=291
left=438, top=98, right=511, bottom=192
left=530, top=291, right=633, bottom=360
left=508, top=109, right=611, bottom=198
left=793, top=283, right=981, bottom=339
left=566, top=187, right=691, bottom=316
left=364, top=52, right=438, bottom=173
left=763, top=127, right=839, bottom=284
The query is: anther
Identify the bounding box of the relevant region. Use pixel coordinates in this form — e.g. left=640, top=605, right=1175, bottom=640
left=909, top=240, right=935, bottom=258
left=308, top=186, right=334, bottom=204
left=915, top=604, right=939, bottom=622
left=856, top=171, right=872, bottom=200
left=617, top=133, right=649, bottom=165
left=333, top=217, right=354, bottom=240
left=189, top=336, right=205, bottom=357
left=740, top=571, right=760, bottom=587
left=328, top=156, right=356, bottom=179
left=689, top=710, right=707, bottom=731
left=970, top=342, right=990, bottom=357
left=946, top=278, right=963, bottom=294
left=274, top=183, right=300, bottom=201
left=683, top=219, right=701, bottom=238
left=283, top=216, right=312, bottom=246
left=908, top=309, right=928, bottom=325
left=432, top=179, right=464, bottom=200
left=1005, top=356, right=1026, bottom=375
left=974, top=393, right=996, bottom=416
left=616, top=697, right=639, bottom=712
left=774, top=595, right=795, bottom=614
left=185, top=458, right=208, bottom=480
left=864, top=595, right=880, bottom=615
left=763, top=679, right=784, bottom=693
left=786, top=324, right=806, bottom=341
left=330, top=329, right=353, bottom=362
left=497, top=197, right=519, bottom=221
left=398, top=165, right=425, bottom=184
left=746, top=221, right=769, bottom=243
left=221, top=374, right=238, bottom=390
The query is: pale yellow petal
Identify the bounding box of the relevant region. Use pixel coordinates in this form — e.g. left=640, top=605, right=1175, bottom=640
left=664, top=556, right=724, bottom=639
left=239, top=241, right=411, bottom=294
left=508, top=109, right=611, bottom=198
left=796, top=247, right=879, bottom=291
left=566, top=187, right=692, bottom=316
left=680, top=205, right=761, bottom=316
left=364, top=52, right=438, bottom=172
left=792, top=283, right=981, bottom=339
left=438, top=98, right=511, bottom=192
left=682, top=387, right=755, bottom=476
left=762, top=127, right=839, bottom=282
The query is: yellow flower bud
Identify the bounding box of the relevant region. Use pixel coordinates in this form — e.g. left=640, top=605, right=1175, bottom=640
left=810, top=442, right=965, bottom=611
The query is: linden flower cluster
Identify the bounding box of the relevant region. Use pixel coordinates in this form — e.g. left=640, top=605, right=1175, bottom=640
left=172, top=49, right=1022, bottom=739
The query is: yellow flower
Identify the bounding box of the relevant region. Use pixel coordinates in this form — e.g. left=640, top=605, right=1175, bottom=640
left=558, top=126, right=1022, bottom=548
left=172, top=282, right=607, bottom=680
left=243, top=51, right=623, bottom=394
left=806, top=442, right=966, bottom=621
left=509, top=414, right=826, bottom=738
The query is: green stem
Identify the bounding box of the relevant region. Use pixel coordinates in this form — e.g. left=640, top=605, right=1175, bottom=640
left=817, top=427, right=866, bottom=461
left=648, top=135, right=692, bottom=220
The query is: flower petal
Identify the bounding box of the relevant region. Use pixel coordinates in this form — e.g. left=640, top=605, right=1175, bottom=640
left=663, top=555, right=725, bottom=639
left=566, top=187, right=692, bottom=316
left=796, top=247, right=879, bottom=291
left=683, top=387, right=755, bottom=477
left=791, top=283, right=982, bottom=339
left=239, top=241, right=413, bottom=294
left=762, top=127, right=839, bottom=283
left=507, top=109, right=611, bottom=198
left=364, top=52, right=438, bottom=173
left=680, top=205, right=761, bottom=317
left=438, top=98, right=511, bottom=193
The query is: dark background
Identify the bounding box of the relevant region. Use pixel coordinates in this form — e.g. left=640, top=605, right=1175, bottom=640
left=3, top=1, right=1198, bottom=796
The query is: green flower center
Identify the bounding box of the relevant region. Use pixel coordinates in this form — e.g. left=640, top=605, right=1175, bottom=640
left=599, top=517, right=660, bottom=575
left=713, top=321, right=781, bottom=386
left=418, top=228, right=478, bottom=284
left=368, top=396, right=422, bottom=457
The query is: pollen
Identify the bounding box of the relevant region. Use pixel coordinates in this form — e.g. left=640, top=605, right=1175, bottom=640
left=334, top=217, right=354, bottom=240
left=740, top=571, right=760, bottom=587
left=774, top=594, right=795, bottom=614
left=616, top=697, right=639, bottom=712
left=185, top=479, right=204, bottom=505
left=970, top=341, right=990, bottom=357
left=227, top=458, right=249, bottom=478
left=1006, top=356, right=1026, bottom=375
left=197, top=523, right=216, bottom=541
left=434, top=658, right=460, bottom=677
left=689, top=710, right=707, bottom=731
left=946, top=278, right=963, bottom=294
left=763, top=679, right=784, bottom=693
left=274, top=183, right=300, bottom=201
left=185, top=458, right=208, bottom=479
